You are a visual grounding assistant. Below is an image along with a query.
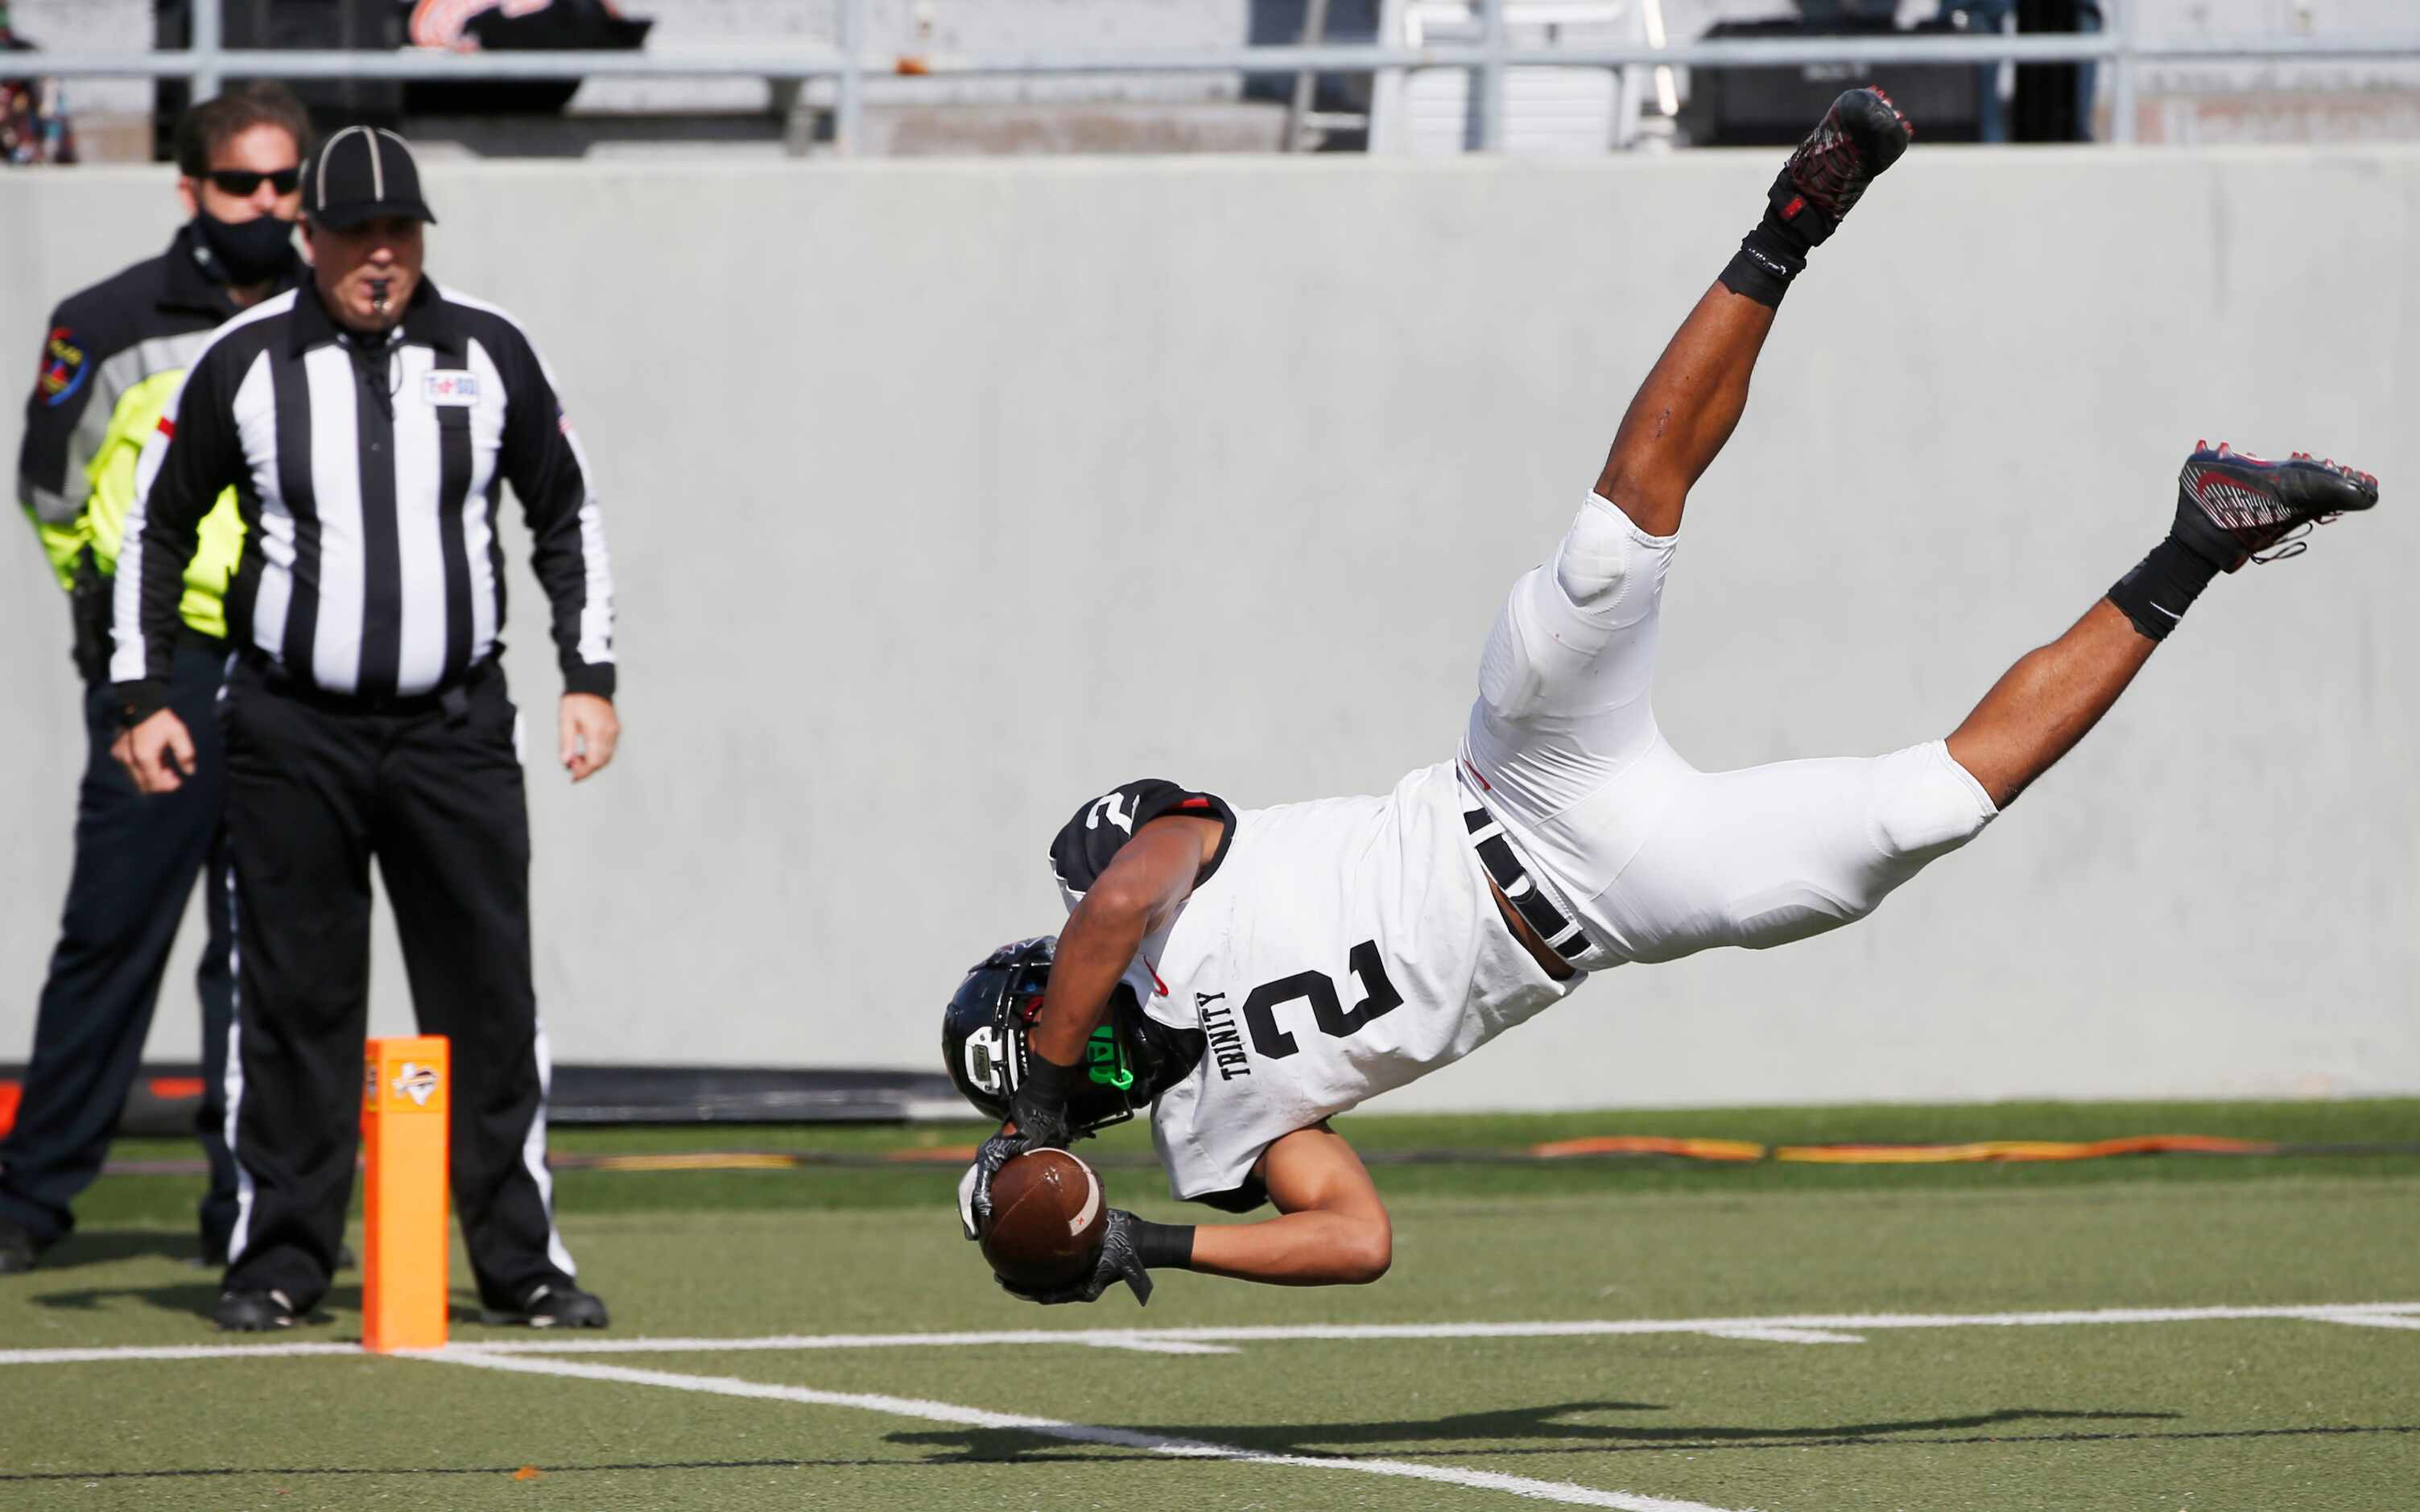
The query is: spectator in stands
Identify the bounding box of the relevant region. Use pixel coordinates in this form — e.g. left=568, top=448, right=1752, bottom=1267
left=1954, top=0, right=2102, bottom=143
left=407, top=0, right=647, bottom=53
left=1, top=4, right=79, bottom=163
left=402, top=0, right=651, bottom=116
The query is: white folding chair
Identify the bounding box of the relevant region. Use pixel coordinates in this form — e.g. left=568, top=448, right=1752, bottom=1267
left=1369, top=0, right=1656, bottom=155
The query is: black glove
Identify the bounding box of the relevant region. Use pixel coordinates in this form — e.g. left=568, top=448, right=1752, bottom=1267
left=957, top=1054, right=1077, bottom=1241
left=997, top=1208, right=1154, bottom=1307
left=68, top=553, right=114, bottom=686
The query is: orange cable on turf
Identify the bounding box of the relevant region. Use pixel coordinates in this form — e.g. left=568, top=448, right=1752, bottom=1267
left=1774, top=1135, right=2279, bottom=1164
left=586, top=1152, right=811, bottom=1172
left=1527, top=1136, right=1766, bottom=1162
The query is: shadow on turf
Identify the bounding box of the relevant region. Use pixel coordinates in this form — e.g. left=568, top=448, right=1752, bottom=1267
left=29, top=1275, right=362, bottom=1327
left=889, top=1402, right=2187, bottom=1461
left=13, top=1229, right=208, bottom=1271
left=27, top=1278, right=527, bottom=1329
left=15, top=1425, right=2420, bottom=1485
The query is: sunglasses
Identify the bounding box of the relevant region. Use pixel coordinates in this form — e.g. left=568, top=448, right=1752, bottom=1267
left=206, top=167, right=302, bottom=196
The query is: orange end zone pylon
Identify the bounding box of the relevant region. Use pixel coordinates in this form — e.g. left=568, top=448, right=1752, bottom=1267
left=362, top=1035, right=450, bottom=1352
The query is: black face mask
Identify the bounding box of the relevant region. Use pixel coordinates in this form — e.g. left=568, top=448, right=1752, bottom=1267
left=192, top=210, right=298, bottom=287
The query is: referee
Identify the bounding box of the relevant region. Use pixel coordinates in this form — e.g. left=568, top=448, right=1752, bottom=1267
left=111, top=127, right=618, bottom=1332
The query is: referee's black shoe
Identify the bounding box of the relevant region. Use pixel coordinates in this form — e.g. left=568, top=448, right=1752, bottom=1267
left=2173, top=442, right=2379, bottom=571
left=483, top=1281, right=609, bottom=1328
left=1769, top=87, right=1912, bottom=249
left=213, top=1288, right=301, bottom=1331
left=0, top=1217, right=38, bottom=1274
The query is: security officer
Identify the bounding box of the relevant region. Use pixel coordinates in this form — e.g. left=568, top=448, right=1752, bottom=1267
left=3, top=84, right=310, bottom=1274
left=111, top=126, right=621, bottom=1332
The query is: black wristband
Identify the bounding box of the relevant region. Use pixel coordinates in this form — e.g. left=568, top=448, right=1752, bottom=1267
left=114, top=679, right=170, bottom=728
left=1018, top=1051, right=1077, bottom=1109
left=1129, top=1219, right=1195, bottom=1271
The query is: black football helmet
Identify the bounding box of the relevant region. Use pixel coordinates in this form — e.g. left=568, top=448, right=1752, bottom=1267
left=941, top=936, right=1182, bottom=1136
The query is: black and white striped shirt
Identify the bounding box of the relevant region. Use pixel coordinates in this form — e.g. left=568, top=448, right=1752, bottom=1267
left=111, top=277, right=613, bottom=713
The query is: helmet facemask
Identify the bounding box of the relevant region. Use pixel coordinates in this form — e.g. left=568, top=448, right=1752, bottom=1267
left=941, top=936, right=1158, bottom=1138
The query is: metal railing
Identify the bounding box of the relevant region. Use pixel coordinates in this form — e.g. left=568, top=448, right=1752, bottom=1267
left=21, top=0, right=2420, bottom=155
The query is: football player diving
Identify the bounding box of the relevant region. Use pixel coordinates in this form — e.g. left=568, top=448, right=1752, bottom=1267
left=943, top=89, right=2380, bottom=1305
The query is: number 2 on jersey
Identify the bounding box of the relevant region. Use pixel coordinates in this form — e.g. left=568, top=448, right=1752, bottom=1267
left=1239, top=941, right=1402, bottom=1059
left=1088, top=791, right=1138, bottom=834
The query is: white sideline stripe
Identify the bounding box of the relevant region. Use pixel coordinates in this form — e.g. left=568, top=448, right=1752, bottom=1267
left=2313, top=1312, right=2420, bottom=1332
left=1697, top=1328, right=1865, bottom=1345
left=427, top=1301, right=2420, bottom=1357
left=4, top=1301, right=2417, bottom=1367
left=0, top=1342, right=365, bottom=1365
left=425, top=1349, right=1749, bottom=1512
left=1084, top=1338, right=1241, bottom=1355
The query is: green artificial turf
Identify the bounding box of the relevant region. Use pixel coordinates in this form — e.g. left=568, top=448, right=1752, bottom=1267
left=71, top=1097, right=2420, bottom=1227
left=6, top=1105, right=2415, bottom=1510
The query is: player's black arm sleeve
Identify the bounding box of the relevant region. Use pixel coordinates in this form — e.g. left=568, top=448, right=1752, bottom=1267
left=1048, top=780, right=1237, bottom=899
left=1031, top=781, right=1237, bottom=1070
left=494, top=325, right=616, bottom=700
left=109, top=361, right=241, bottom=721
left=1030, top=819, right=1216, bottom=1072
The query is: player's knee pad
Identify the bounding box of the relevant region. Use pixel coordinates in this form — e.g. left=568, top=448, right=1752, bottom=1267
left=1728, top=744, right=1997, bottom=952
left=1478, top=561, right=1614, bottom=722
left=1552, top=493, right=1674, bottom=624
left=1866, top=741, right=1998, bottom=871
left=1473, top=497, right=1675, bottom=738
left=1807, top=741, right=1997, bottom=932
left=1476, top=584, right=1547, bottom=721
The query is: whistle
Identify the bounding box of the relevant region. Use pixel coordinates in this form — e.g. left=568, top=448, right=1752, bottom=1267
left=370, top=279, right=392, bottom=316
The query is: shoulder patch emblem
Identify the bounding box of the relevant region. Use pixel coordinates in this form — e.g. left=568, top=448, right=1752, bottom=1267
left=423, top=370, right=481, bottom=407
left=38, top=327, right=88, bottom=407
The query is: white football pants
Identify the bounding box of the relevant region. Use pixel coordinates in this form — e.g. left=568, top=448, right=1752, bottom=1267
left=1459, top=494, right=1998, bottom=970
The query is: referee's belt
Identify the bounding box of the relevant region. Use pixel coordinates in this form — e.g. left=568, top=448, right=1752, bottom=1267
left=1462, top=800, right=1596, bottom=966
left=237, top=651, right=497, bottom=720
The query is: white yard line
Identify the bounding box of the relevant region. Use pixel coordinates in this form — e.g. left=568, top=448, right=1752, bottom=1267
left=2311, top=1312, right=2420, bottom=1332
left=4, top=1300, right=2415, bottom=1367
left=1696, top=1327, right=1865, bottom=1345
left=0, top=1341, right=365, bottom=1365
left=428, top=1300, right=2420, bottom=1357
left=423, top=1349, right=1753, bottom=1512
left=1080, top=1337, right=1242, bottom=1354
left=10, top=1305, right=2410, bottom=1512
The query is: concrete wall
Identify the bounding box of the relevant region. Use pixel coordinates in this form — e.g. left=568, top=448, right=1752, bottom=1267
left=2, top=147, right=2414, bottom=1110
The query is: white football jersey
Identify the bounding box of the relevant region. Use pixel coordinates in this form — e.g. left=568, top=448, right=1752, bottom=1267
left=1048, top=762, right=1584, bottom=1208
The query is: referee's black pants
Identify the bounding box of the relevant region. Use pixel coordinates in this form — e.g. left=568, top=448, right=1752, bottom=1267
left=217, top=657, right=575, bottom=1315
left=0, top=637, right=237, bottom=1255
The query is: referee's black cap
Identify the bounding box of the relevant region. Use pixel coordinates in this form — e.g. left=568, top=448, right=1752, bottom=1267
left=304, top=125, right=438, bottom=229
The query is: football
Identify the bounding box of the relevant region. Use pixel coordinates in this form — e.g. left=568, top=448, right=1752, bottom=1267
left=979, top=1149, right=1108, bottom=1291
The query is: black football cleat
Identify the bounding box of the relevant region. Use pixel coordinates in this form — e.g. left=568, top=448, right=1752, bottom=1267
left=2174, top=442, right=2379, bottom=571
left=0, top=1217, right=39, bottom=1274
left=213, top=1288, right=300, bottom=1332
left=482, top=1281, right=609, bottom=1329
left=1769, top=87, right=1913, bottom=248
